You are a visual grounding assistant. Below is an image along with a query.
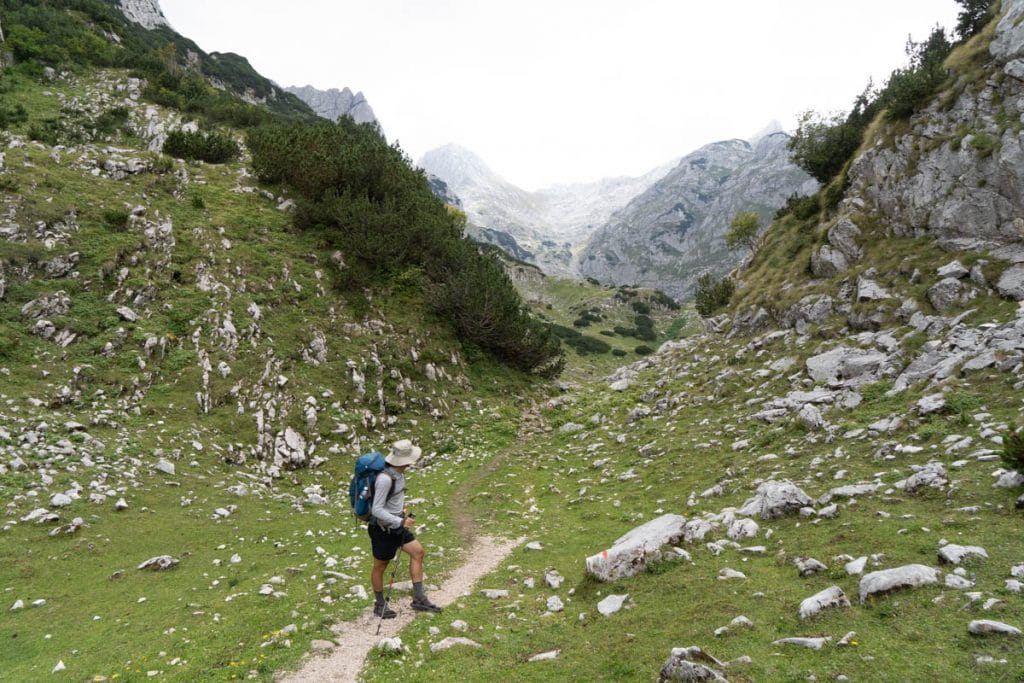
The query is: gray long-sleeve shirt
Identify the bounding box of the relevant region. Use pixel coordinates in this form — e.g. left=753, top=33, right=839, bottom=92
left=370, top=467, right=405, bottom=530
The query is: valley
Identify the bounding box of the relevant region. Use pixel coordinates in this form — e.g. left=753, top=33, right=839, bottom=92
left=1, top=1, right=1023, bottom=682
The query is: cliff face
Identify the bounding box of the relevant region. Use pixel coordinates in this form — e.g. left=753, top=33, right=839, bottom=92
left=579, top=133, right=816, bottom=297
left=283, top=85, right=379, bottom=127
left=117, top=0, right=170, bottom=30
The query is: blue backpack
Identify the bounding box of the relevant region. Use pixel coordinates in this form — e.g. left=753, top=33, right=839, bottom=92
left=349, top=452, right=388, bottom=521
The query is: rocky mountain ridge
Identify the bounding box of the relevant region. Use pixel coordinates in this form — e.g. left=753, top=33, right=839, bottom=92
left=284, top=85, right=379, bottom=127
left=420, top=143, right=676, bottom=277
left=580, top=131, right=817, bottom=298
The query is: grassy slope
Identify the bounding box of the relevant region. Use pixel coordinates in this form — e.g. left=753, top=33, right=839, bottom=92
left=0, top=68, right=539, bottom=681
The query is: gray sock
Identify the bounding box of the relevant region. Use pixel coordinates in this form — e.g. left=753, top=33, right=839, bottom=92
left=413, top=581, right=426, bottom=601
left=375, top=590, right=385, bottom=605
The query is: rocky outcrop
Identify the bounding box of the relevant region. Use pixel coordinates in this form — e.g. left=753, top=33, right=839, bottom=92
left=118, top=0, right=170, bottom=30
left=284, top=85, right=379, bottom=126
left=580, top=132, right=817, bottom=297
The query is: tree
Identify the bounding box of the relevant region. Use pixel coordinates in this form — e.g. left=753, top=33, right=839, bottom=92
left=725, top=211, right=761, bottom=253
left=694, top=273, right=735, bottom=318
left=955, top=0, right=994, bottom=42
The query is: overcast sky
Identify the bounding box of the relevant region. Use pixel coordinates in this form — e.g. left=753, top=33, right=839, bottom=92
left=160, top=0, right=961, bottom=190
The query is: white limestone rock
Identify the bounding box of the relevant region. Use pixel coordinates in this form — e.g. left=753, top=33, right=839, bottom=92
left=737, top=480, right=813, bottom=520
left=430, top=637, right=481, bottom=652
left=658, top=646, right=728, bottom=682
left=938, top=544, right=989, bottom=565
left=137, top=555, right=179, bottom=571
left=799, top=586, right=851, bottom=620
left=968, top=620, right=1022, bottom=636
left=772, top=636, right=831, bottom=650
left=597, top=594, right=629, bottom=616
left=585, top=514, right=687, bottom=582
left=858, top=564, right=940, bottom=603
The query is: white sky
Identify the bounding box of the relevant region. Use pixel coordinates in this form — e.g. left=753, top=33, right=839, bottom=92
left=159, top=0, right=961, bottom=190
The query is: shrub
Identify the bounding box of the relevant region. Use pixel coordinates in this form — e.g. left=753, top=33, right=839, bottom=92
left=548, top=324, right=581, bottom=339
left=776, top=193, right=820, bottom=221
left=102, top=209, right=130, bottom=232
left=572, top=317, right=592, bottom=328
left=650, top=289, right=680, bottom=310
left=725, top=211, right=761, bottom=253
left=163, top=129, right=240, bottom=164
left=0, top=103, right=28, bottom=130
left=598, top=330, right=615, bottom=337
left=564, top=335, right=611, bottom=355
left=611, top=348, right=627, bottom=357
left=93, top=106, right=130, bottom=137
left=1001, top=426, right=1024, bottom=474
left=878, top=28, right=952, bottom=121
left=969, top=132, right=998, bottom=158
left=694, top=272, right=735, bottom=318
left=191, top=194, right=206, bottom=210
left=634, top=345, right=654, bottom=355
left=631, top=301, right=651, bottom=314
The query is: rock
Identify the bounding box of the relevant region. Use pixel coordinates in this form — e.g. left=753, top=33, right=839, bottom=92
left=546, top=596, right=564, bottom=612
left=937, top=260, right=969, bottom=279
left=528, top=650, right=560, bottom=662
left=718, top=568, right=746, bottom=580
left=938, top=544, right=989, bottom=565
left=799, top=586, right=851, bottom=620
left=928, top=277, right=965, bottom=313
left=995, top=470, right=1024, bottom=488
left=858, top=564, right=940, bottom=603
left=806, top=346, right=889, bottom=385
left=811, top=245, right=850, bottom=278
left=996, top=264, right=1024, bottom=300
left=797, top=403, right=827, bottom=431
left=968, top=620, right=1022, bottom=636
left=310, top=639, right=334, bottom=651
left=49, top=493, right=73, bottom=507
left=116, top=306, right=139, bottom=322
left=585, top=513, right=687, bottom=581
left=726, top=518, right=759, bottom=540
left=658, top=646, right=728, bottom=682
left=737, top=480, right=813, bottom=520
left=525, top=541, right=543, bottom=551
left=900, top=463, right=948, bottom=493
left=837, top=631, right=858, bottom=647
left=430, top=637, right=481, bottom=652
left=115, top=498, right=128, bottom=511
left=10, top=599, right=24, bottom=611
left=480, top=589, right=509, bottom=599
left=274, top=427, right=308, bottom=469
left=818, top=483, right=881, bottom=505
left=796, top=558, right=828, bottom=577
left=137, top=555, right=179, bottom=571
left=20, top=291, right=71, bottom=319
left=377, top=637, right=403, bottom=652
left=544, top=570, right=564, bottom=589
left=845, top=557, right=868, bottom=575
left=154, top=458, right=175, bottom=475
left=450, top=619, right=468, bottom=632
left=772, top=636, right=831, bottom=650
left=946, top=574, right=975, bottom=589
left=42, top=252, right=79, bottom=278
left=52, top=660, right=65, bottom=674
left=857, top=278, right=891, bottom=301
left=917, top=393, right=946, bottom=416
left=597, top=594, right=629, bottom=616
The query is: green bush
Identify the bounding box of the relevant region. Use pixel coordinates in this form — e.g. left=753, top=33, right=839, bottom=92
left=92, top=106, right=130, bottom=137
left=878, top=29, right=952, bottom=121
left=564, top=335, right=611, bottom=355
left=650, top=289, right=680, bottom=310
left=247, top=119, right=564, bottom=376
left=611, top=348, right=627, bottom=357
left=102, top=208, right=130, bottom=232
left=631, top=301, right=651, bottom=314
left=0, top=103, right=28, bottom=130
left=1001, top=427, right=1024, bottom=474
left=162, top=129, right=240, bottom=164
left=548, top=324, right=581, bottom=339
left=694, top=272, right=735, bottom=318
left=969, top=132, right=998, bottom=158
left=634, top=345, right=654, bottom=356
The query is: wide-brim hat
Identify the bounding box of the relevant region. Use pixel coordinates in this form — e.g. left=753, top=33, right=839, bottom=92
left=386, top=439, right=422, bottom=467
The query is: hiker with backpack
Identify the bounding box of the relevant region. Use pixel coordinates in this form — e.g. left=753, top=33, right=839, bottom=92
left=359, top=439, right=442, bottom=618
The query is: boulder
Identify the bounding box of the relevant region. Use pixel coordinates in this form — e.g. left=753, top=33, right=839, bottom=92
left=737, top=480, right=813, bottom=520
left=597, top=594, right=629, bottom=616
left=658, top=646, right=728, bottom=682
left=996, top=264, right=1024, bottom=300
left=138, top=555, right=180, bottom=571
left=772, top=636, right=831, bottom=650
left=806, top=346, right=889, bottom=385
left=917, top=393, right=946, bottom=416
left=21, top=291, right=71, bottom=319
left=928, top=277, right=964, bottom=312
left=585, top=514, right=687, bottom=582
left=900, top=462, right=948, bottom=493
left=273, top=427, right=308, bottom=469
left=856, top=278, right=891, bottom=301
left=938, top=544, right=988, bottom=565
left=968, top=620, right=1022, bottom=636
left=430, top=637, right=481, bottom=652
left=859, top=564, right=940, bottom=603
left=937, top=260, right=969, bottom=279
left=799, top=586, right=851, bottom=620
left=811, top=245, right=850, bottom=278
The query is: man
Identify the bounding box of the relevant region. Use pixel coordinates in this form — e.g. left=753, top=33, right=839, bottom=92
left=368, top=439, right=442, bottom=617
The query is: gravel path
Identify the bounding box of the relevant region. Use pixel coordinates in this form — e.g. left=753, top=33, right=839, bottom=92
left=279, top=535, right=521, bottom=683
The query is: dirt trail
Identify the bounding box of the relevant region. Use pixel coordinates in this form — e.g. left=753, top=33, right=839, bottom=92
left=280, top=534, right=520, bottom=683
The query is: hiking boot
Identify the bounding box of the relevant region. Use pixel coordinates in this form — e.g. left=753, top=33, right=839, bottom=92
left=411, top=597, right=443, bottom=613
left=373, top=603, right=397, bottom=619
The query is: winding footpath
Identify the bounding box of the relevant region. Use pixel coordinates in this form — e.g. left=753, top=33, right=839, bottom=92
left=280, top=534, right=521, bottom=682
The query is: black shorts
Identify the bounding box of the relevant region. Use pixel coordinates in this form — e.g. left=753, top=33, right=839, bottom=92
left=368, top=522, right=415, bottom=561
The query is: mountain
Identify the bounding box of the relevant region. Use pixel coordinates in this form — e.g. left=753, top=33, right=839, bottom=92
left=420, top=144, right=675, bottom=277
left=579, top=131, right=817, bottom=298
left=284, top=85, right=380, bottom=127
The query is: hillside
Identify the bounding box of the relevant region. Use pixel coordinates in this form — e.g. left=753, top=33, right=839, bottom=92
left=3, top=1, right=1024, bottom=682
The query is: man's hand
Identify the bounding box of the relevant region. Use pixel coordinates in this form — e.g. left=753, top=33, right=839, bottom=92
left=402, top=515, right=415, bottom=529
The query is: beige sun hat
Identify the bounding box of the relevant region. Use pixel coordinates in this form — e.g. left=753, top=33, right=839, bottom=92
left=385, top=439, right=422, bottom=467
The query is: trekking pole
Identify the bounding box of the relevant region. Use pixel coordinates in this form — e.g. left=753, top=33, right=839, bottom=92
left=376, top=553, right=402, bottom=636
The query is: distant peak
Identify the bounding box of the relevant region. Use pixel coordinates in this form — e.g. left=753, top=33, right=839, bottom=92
left=749, top=120, right=784, bottom=144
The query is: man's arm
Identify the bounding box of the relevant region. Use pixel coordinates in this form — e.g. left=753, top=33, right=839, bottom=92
left=370, top=473, right=404, bottom=529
